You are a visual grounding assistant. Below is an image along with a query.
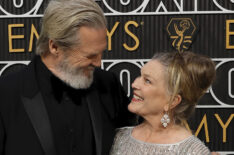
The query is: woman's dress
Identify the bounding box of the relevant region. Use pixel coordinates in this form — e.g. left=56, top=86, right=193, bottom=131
left=110, top=127, right=210, bottom=155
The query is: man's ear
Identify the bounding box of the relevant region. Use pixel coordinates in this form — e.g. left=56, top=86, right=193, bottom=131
left=48, top=39, right=59, bottom=56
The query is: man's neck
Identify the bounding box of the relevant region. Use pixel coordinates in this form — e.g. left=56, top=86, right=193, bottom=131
left=41, top=53, right=61, bottom=79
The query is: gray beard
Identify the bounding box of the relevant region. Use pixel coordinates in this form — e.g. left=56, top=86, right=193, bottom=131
left=55, top=58, right=94, bottom=89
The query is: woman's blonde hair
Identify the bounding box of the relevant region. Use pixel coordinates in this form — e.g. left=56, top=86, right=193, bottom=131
left=152, top=51, right=216, bottom=125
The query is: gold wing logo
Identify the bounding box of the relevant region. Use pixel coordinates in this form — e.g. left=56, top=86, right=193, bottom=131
left=166, top=18, right=197, bottom=52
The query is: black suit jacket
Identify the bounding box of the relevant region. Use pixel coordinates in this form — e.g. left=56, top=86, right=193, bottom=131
left=0, top=57, right=135, bottom=155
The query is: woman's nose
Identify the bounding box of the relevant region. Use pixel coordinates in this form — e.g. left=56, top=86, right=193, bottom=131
left=132, top=77, right=140, bottom=89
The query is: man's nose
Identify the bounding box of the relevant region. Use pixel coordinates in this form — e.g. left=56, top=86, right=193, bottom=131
left=92, top=55, right=102, bottom=67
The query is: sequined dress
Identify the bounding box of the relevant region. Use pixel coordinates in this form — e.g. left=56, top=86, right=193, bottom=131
left=110, top=127, right=210, bottom=155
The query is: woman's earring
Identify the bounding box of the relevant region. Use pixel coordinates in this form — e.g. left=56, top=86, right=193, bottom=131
left=161, top=112, right=170, bottom=128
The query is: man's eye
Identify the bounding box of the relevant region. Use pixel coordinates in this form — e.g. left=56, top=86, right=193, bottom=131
left=87, top=55, right=97, bottom=59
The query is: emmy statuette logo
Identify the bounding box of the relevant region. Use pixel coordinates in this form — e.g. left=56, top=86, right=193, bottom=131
left=166, top=18, right=197, bottom=52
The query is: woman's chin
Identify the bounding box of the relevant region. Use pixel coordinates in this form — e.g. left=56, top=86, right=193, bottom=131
left=128, top=101, right=142, bottom=115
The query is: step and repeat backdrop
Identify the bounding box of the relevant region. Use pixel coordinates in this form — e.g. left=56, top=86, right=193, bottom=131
left=0, top=0, right=234, bottom=153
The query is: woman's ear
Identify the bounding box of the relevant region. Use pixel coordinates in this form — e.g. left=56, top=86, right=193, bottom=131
left=169, top=94, right=182, bottom=110
left=164, top=104, right=169, bottom=112
left=48, top=39, right=59, bottom=56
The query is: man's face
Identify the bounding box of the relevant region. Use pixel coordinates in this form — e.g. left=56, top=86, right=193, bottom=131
left=56, top=27, right=107, bottom=89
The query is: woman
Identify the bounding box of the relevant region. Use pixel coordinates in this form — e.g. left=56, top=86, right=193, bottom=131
left=110, top=51, right=216, bottom=155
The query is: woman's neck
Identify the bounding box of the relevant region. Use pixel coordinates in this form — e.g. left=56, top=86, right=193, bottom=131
left=132, top=119, right=192, bottom=144
left=139, top=119, right=179, bottom=136
left=141, top=114, right=173, bottom=132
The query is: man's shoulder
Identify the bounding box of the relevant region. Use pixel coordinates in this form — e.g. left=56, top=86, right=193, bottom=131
left=0, top=71, right=24, bottom=110
left=93, top=68, right=123, bottom=93
left=0, top=71, right=23, bottom=88
left=94, top=68, right=118, bottom=83
left=0, top=58, right=37, bottom=90
left=94, top=68, right=114, bottom=78
left=0, top=70, right=29, bottom=100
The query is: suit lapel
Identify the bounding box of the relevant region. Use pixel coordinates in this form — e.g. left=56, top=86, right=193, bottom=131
left=21, top=93, right=56, bottom=155
left=20, top=57, right=56, bottom=155
left=86, top=87, right=103, bottom=155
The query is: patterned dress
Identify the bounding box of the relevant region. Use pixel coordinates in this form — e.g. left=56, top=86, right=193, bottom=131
left=110, top=127, right=210, bottom=155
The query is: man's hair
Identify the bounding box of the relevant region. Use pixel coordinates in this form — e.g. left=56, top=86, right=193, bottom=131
left=152, top=51, right=216, bottom=125
left=36, top=0, right=107, bottom=55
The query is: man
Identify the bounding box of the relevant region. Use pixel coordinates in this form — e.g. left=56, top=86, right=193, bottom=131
left=0, top=0, right=135, bottom=155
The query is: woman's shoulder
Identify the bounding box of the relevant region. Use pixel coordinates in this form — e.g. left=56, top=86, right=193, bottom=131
left=183, top=136, right=210, bottom=155
left=112, top=126, right=133, bottom=142
left=115, top=126, right=134, bottom=136
left=111, top=127, right=133, bottom=148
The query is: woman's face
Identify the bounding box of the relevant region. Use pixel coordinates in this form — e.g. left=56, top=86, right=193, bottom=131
left=128, top=60, right=170, bottom=118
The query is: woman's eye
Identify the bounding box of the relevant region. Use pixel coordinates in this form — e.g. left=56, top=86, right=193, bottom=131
left=144, top=78, right=151, bottom=84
